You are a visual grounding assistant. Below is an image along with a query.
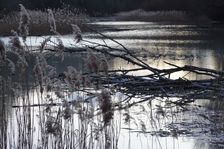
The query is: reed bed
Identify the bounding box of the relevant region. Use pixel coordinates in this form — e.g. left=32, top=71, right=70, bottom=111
left=0, top=4, right=224, bottom=149
left=0, top=7, right=88, bottom=36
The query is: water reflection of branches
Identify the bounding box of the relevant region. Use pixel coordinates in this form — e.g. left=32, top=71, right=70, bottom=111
left=1, top=4, right=224, bottom=148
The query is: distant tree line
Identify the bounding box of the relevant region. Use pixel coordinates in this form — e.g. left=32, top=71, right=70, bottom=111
left=142, top=0, right=224, bottom=20
left=0, top=0, right=224, bottom=20
left=0, top=0, right=141, bottom=14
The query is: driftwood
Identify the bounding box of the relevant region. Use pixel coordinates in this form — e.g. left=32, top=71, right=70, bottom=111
left=55, top=33, right=224, bottom=101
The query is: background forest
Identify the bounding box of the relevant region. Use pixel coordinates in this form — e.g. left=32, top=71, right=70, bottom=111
left=0, top=0, right=224, bottom=20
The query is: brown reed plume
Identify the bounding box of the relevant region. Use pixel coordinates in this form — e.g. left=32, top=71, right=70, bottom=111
left=98, top=89, right=114, bottom=126
left=18, top=4, right=30, bottom=42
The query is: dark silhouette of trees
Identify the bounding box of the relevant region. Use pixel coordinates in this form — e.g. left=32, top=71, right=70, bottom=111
left=0, top=0, right=224, bottom=20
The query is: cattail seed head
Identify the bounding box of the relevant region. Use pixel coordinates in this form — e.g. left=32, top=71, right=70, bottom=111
left=98, top=89, right=113, bottom=126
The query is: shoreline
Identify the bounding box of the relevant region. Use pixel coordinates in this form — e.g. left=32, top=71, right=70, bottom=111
left=0, top=9, right=222, bottom=37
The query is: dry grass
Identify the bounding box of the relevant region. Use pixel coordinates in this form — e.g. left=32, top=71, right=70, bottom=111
left=0, top=8, right=89, bottom=36
left=1, top=4, right=223, bottom=149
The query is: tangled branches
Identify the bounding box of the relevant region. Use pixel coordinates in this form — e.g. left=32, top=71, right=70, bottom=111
left=54, top=27, right=224, bottom=101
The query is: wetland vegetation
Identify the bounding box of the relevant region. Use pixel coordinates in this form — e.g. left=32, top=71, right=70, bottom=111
left=1, top=3, right=224, bottom=149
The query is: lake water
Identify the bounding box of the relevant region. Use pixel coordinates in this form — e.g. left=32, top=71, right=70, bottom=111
left=1, top=21, right=224, bottom=149
left=88, top=21, right=224, bottom=71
